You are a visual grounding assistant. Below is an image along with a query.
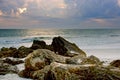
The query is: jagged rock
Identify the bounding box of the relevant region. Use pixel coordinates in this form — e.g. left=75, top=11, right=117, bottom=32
left=18, top=49, right=104, bottom=79
left=18, top=48, right=120, bottom=80
left=110, top=60, right=120, bottom=68
left=66, top=55, right=84, bottom=64
left=31, top=40, right=46, bottom=49
left=19, top=65, right=51, bottom=79
left=0, top=47, right=18, bottom=58
left=31, top=40, right=52, bottom=50
left=81, top=55, right=102, bottom=65
left=25, top=49, right=69, bottom=71
left=0, top=46, right=33, bottom=58
left=49, top=62, right=120, bottom=80
left=1, top=47, right=9, bottom=51
left=18, top=69, right=32, bottom=78
left=3, top=58, right=24, bottom=65
left=17, top=46, right=33, bottom=58
left=30, top=36, right=86, bottom=57
left=66, top=55, right=102, bottom=65
left=51, top=36, right=86, bottom=57
left=0, top=60, right=19, bottom=75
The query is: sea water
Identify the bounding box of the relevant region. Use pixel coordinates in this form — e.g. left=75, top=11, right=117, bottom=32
left=0, top=29, right=120, bottom=59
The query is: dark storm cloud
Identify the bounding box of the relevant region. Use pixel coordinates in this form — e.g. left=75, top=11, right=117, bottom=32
left=64, top=0, right=120, bottom=19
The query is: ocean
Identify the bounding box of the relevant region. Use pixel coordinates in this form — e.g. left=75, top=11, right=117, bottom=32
left=0, top=29, right=120, bottom=59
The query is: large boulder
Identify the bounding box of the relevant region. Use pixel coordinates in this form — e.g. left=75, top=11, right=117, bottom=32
left=30, top=36, right=86, bottom=57
left=24, top=49, right=69, bottom=71
left=18, top=49, right=103, bottom=79
left=19, top=48, right=120, bottom=80
left=51, top=36, right=86, bottom=57
left=48, top=62, right=120, bottom=80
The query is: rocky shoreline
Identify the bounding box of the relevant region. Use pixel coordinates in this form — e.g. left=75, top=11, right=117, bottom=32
left=0, top=36, right=120, bottom=80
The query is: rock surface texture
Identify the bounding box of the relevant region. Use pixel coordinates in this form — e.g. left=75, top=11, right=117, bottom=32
left=31, top=40, right=49, bottom=50
left=110, top=60, right=120, bottom=68
left=0, top=46, right=33, bottom=58
left=0, top=59, right=19, bottom=75
left=0, top=36, right=119, bottom=80
left=19, top=49, right=120, bottom=80
left=24, top=49, right=69, bottom=71
left=51, top=36, right=86, bottom=57
left=3, top=58, right=24, bottom=65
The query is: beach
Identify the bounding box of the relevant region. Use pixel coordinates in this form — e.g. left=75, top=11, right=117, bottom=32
left=0, top=29, right=120, bottom=80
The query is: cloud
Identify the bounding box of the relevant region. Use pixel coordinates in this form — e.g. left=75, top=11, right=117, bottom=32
left=77, top=0, right=120, bottom=18
left=25, top=0, right=67, bottom=18
left=63, top=0, right=120, bottom=28
left=91, top=18, right=106, bottom=24
left=1, top=0, right=120, bottom=19
left=0, top=0, right=120, bottom=28
left=17, top=8, right=27, bottom=14
left=0, top=0, right=68, bottom=18
left=0, top=0, right=25, bottom=17
left=117, top=0, right=120, bottom=7
left=0, top=10, right=3, bottom=16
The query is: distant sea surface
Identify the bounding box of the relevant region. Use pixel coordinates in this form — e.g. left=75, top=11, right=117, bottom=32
left=0, top=29, right=120, bottom=58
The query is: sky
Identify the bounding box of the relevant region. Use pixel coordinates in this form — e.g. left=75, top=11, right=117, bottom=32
left=0, top=0, right=120, bottom=29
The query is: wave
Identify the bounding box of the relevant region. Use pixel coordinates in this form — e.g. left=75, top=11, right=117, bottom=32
left=110, top=34, right=120, bottom=37
left=0, top=29, right=120, bottom=49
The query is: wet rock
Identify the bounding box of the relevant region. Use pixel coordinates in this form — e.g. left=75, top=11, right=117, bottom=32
left=110, top=60, right=120, bottom=68
left=51, top=36, right=86, bottom=57
left=3, top=58, right=24, bottom=65
left=0, top=60, right=19, bottom=75
left=19, top=65, right=51, bottom=79
left=18, top=49, right=105, bottom=80
left=21, top=62, right=120, bottom=80
left=1, top=47, right=9, bottom=51
left=31, top=40, right=46, bottom=49
left=17, top=46, right=33, bottom=58
left=18, top=48, right=120, bottom=80
left=25, top=49, right=69, bottom=71
left=18, top=69, right=32, bottom=78
left=66, top=55, right=102, bottom=66
left=0, top=47, right=18, bottom=58
left=47, top=62, right=120, bottom=80
left=81, top=55, right=102, bottom=65
left=0, top=46, right=33, bottom=58
left=31, top=40, right=50, bottom=50
left=66, top=55, right=84, bottom=64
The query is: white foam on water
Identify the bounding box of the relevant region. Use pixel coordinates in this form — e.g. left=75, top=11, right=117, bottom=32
left=83, top=49, right=120, bottom=59
left=0, top=74, right=32, bottom=80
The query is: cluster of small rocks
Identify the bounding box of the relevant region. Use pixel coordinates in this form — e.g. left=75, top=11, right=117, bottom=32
left=0, top=46, right=33, bottom=58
